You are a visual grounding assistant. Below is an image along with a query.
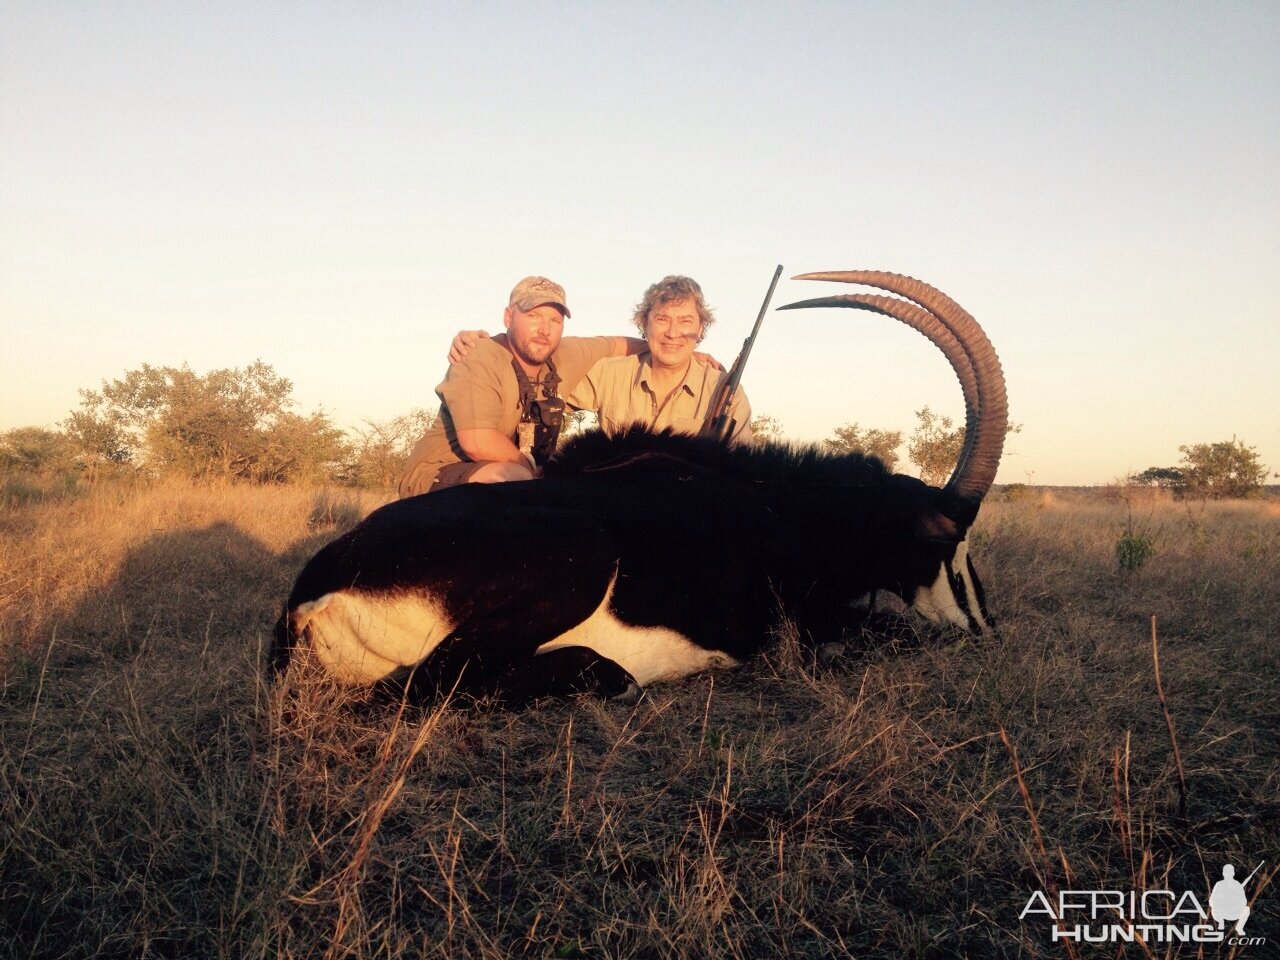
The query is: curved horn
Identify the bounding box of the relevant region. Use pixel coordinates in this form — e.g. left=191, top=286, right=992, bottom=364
left=777, top=293, right=980, bottom=425
left=780, top=271, right=1008, bottom=517
left=778, top=290, right=984, bottom=497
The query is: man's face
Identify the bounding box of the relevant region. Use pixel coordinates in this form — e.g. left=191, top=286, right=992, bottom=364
left=503, top=303, right=565, bottom=366
left=644, top=297, right=703, bottom=371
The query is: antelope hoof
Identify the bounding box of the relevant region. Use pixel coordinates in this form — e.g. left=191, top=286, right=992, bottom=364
left=610, top=682, right=645, bottom=705
left=817, top=642, right=847, bottom=666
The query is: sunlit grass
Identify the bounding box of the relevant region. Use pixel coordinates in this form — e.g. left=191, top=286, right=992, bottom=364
left=2, top=483, right=1276, bottom=958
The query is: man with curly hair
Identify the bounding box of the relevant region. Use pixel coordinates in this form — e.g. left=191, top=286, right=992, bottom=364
left=565, top=275, right=753, bottom=443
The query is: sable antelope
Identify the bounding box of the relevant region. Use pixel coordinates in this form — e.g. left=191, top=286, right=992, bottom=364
left=273, top=270, right=1007, bottom=705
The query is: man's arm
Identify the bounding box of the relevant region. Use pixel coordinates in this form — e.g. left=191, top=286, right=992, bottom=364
left=454, top=428, right=530, bottom=467
left=449, top=332, right=636, bottom=363
left=449, top=330, right=491, bottom=365
left=438, top=342, right=530, bottom=465
left=450, top=332, right=647, bottom=363
left=447, top=331, right=722, bottom=370
left=610, top=336, right=645, bottom=357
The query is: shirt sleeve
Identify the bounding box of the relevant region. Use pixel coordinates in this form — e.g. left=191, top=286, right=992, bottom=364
left=436, top=343, right=509, bottom=431
left=564, top=359, right=604, bottom=413
left=553, top=336, right=616, bottom=392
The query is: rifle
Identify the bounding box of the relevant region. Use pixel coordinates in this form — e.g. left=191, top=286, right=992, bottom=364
left=700, top=264, right=783, bottom=442
left=1243, top=861, right=1265, bottom=886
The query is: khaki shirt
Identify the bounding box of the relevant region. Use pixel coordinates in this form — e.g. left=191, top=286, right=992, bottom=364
left=565, top=353, right=753, bottom=444
left=399, top=335, right=614, bottom=496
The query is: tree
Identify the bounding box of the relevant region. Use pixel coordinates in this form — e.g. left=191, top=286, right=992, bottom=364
left=1128, top=466, right=1186, bottom=489
left=348, top=408, right=438, bottom=490
left=64, top=401, right=134, bottom=478
left=64, top=360, right=345, bottom=483
left=0, top=427, right=79, bottom=477
left=749, top=414, right=786, bottom=445
left=254, top=411, right=351, bottom=485
left=906, top=406, right=1023, bottom=486
left=1175, top=437, right=1268, bottom=499
left=824, top=423, right=903, bottom=470
left=906, top=406, right=963, bottom=486
left=561, top=408, right=597, bottom=440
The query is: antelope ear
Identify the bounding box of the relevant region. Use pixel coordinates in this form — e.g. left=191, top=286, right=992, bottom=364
left=914, top=510, right=962, bottom=542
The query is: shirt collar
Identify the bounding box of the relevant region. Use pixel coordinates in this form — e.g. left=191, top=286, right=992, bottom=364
left=636, top=351, right=697, bottom=397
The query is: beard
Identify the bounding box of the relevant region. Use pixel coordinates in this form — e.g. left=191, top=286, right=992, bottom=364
left=511, top=331, right=555, bottom=366
left=509, top=337, right=550, bottom=368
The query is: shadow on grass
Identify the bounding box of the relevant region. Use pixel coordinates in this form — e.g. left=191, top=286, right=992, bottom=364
left=0, top=502, right=371, bottom=960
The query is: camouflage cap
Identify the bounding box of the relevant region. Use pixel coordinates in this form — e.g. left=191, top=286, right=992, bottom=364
left=509, top=276, right=570, bottom=318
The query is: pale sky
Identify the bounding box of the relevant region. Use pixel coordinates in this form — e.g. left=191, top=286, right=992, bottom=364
left=2, top=1, right=1277, bottom=485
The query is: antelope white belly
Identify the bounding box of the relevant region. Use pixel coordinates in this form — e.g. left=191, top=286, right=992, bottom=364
left=536, top=577, right=739, bottom=686
left=295, top=591, right=454, bottom=684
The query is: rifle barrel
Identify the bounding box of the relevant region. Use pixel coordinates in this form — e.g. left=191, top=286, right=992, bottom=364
left=736, top=264, right=784, bottom=375
left=700, top=264, right=783, bottom=440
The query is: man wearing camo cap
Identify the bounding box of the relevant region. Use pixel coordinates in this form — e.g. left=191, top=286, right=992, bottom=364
left=398, top=276, right=643, bottom=496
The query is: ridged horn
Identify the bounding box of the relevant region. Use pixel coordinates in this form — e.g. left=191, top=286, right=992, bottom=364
left=777, top=293, right=980, bottom=424
left=779, top=271, right=1008, bottom=518
left=780, top=291, right=984, bottom=493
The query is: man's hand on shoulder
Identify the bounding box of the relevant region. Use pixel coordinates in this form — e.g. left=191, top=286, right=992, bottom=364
left=448, top=330, right=492, bottom=365
left=693, top=351, right=724, bottom=371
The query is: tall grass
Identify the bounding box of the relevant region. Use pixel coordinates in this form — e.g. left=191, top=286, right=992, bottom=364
left=2, top=483, right=1276, bottom=958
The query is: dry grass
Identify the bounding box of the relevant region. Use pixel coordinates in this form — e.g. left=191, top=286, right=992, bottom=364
left=2, top=482, right=1277, bottom=958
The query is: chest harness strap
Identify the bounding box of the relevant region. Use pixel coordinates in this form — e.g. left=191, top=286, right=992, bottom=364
left=510, top=356, right=565, bottom=465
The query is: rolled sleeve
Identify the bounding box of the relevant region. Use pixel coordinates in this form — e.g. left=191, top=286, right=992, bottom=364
left=554, top=336, right=616, bottom=392
left=437, top=349, right=508, bottom=431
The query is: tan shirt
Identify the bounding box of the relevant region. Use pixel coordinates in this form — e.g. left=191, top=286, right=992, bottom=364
left=565, top=352, right=753, bottom=444
left=399, top=335, right=614, bottom=496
